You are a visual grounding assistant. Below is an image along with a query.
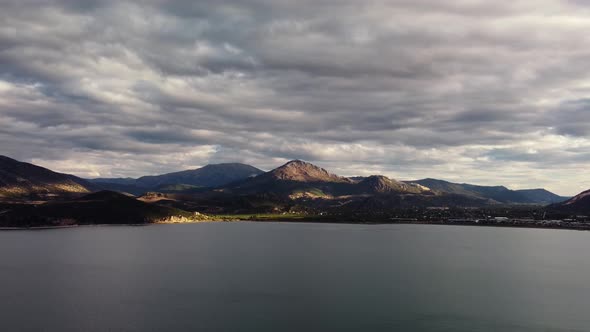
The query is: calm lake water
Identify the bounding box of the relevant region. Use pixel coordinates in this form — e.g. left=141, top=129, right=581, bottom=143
left=0, top=222, right=589, bottom=332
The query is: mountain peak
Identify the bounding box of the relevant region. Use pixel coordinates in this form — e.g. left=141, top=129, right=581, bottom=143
left=359, top=175, right=396, bottom=193
left=359, top=175, right=429, bottom=194
left=269, top=160, right=350, bottom=183
left=282, top=159, right=311, bottom=167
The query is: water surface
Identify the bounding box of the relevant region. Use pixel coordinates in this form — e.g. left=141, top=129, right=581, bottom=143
left=0, top=222, right=588, bottom=331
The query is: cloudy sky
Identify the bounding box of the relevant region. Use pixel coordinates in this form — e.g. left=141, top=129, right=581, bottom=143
left=1, top=0, right=590, bottom=195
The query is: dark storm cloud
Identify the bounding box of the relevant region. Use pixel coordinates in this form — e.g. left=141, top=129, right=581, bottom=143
left=1, top=0, right=590, bottom=194
left=550, top=99, right=590, bottom=136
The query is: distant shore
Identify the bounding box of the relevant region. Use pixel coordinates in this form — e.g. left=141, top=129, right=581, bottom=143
left=0, top=223, right=153, bottom=231
left=2, top=217, right=590, bottom=231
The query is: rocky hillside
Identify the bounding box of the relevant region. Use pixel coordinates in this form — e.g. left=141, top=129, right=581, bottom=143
left=224, top=160, right=351, bottom=196
left=225, top=160, right=430, bottom=198
left=548, top=189, right=590, bottom=215
left=357, top=175, right=431, bottom=195
left=0, top=155, right=95, bottom=199
left=265, top=160, right=350, bottom=183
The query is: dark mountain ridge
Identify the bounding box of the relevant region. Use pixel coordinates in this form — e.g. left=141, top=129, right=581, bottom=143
left=0, top=155, right=96, bottom=199
left=136, top=163, right=264, bottom=188
left=408, top=178, right=567, bottom=204
left=0, top=190, right=203, bottom=227
left=548, top=189, right=590, bottom=215
left=514, top=189, right=570, bottom=204
left=90, top=163, right=264, bottom=193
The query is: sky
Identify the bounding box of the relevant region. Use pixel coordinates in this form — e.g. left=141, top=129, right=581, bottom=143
left=1, top=0, right=589, bottom=195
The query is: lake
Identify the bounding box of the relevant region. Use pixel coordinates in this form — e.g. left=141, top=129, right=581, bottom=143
left=0, top=222, right=589, bottom=331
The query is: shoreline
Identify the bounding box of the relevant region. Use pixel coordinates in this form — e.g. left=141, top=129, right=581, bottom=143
left=1, top=219, right=589, bottom=232
left=0, top=223, right=150, bottom=231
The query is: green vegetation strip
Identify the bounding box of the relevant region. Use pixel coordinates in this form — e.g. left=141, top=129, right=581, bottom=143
left=212, top=213, right=326, bottom=221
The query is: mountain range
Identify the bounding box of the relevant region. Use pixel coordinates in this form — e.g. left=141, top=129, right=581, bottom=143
left=407, top=178, right=568, bottom=204
left=0, top=155, right=96, bottom=199
left=89, top=163, right=263, bottom=194
left=0, top=155, right=577, bottom=212
left=222, top=160, right=432, bottom=198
